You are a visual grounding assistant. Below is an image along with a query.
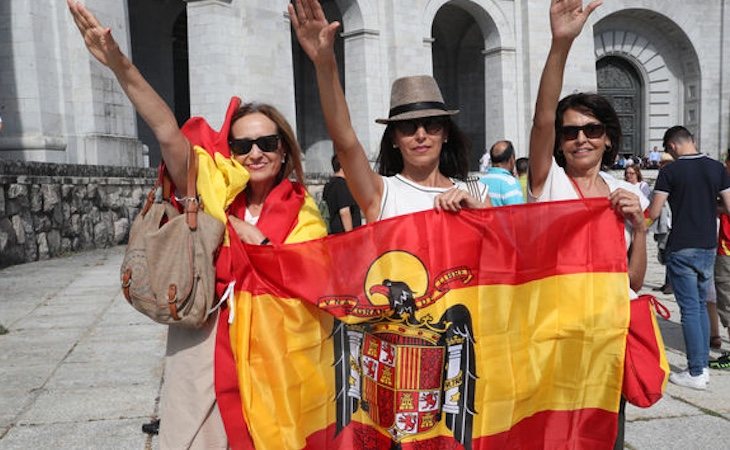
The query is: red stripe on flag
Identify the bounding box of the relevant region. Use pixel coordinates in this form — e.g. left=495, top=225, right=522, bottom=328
left=471, top=408, right=618, bottom=450
left=300, top=408, right=616, bottom=449
left=239, top=199, right=627, bottom=304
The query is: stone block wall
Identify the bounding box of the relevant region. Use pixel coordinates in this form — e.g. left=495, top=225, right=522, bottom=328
left=0, top=161, right=156, bottom=268
left=0, top=162, right=335, bottom=268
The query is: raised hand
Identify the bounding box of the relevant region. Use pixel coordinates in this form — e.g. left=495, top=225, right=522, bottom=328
left=67, top=0, right=123, bottom=68
left=550, top=0, right=603, bottom=43
left=288, top=0, right=340, bottom=65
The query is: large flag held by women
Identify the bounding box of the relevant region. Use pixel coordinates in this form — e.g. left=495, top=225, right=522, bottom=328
left=227, top=198, right=631, bottom=449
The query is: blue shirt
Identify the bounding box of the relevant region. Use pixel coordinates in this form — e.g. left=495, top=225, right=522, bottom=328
left=479, top=167, right=525, bottom=206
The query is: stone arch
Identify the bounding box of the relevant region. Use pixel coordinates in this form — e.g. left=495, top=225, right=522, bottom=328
left=594, top=10, right=701, bottom=152
left=423, top=0, right=513, bottom=49
left=291, top=0, right=345, bottom=174
left=427, top=0, right=516, bottom=169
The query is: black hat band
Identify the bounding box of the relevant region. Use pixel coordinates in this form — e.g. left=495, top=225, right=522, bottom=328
left=388, top=101, right=448, bottom=118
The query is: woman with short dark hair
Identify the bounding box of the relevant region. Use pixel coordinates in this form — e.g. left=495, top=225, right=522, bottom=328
left=528, top=2, right=650, bottom=448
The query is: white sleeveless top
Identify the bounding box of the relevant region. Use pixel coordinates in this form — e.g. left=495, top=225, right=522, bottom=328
left=378, top=174, right=488, bottom=220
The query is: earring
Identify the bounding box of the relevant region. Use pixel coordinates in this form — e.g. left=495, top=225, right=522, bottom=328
left=281, top=155, right=286, bottom=164
left=444, top=139, right=448, bottom=143
left=392, top=144, right=398, bottom=149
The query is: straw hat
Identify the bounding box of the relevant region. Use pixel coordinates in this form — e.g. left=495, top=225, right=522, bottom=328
left=375, top=75, right=458, bottom=124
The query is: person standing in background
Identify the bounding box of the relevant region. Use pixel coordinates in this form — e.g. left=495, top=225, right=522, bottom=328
left=649, top=126, right=730, bottom=390
left=651, top=152, right=674, bottom=295
left=713, top=151, right=730, bottom=352
left=323, top=154, right=362, bottom=233
left=515, top=157, right=529, bottom=200
left=624, top=165, right=651, bottom=199
left=480, top=140, right=524, bottom=206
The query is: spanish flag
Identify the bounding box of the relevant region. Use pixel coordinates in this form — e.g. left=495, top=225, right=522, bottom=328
left=226, top=198, right=632, bottom=449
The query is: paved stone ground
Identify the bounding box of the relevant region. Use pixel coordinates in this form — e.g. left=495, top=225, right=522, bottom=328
left=1, top=236, right=729, bottom=449
left=0, top=247, right=164, bottom=450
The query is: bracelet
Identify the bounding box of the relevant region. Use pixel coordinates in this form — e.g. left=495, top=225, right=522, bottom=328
left=260, top=237, right=270, bottom=245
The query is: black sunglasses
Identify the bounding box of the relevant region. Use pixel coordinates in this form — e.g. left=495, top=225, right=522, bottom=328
left=393, top=117, right=447, bottom=136
left=228, top=134, right=280, bottom=155
left=560, top=123, right=606, bottom=140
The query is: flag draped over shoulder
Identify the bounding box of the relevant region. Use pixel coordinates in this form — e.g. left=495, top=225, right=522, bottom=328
left=180, top=97, right=328, bottom=449
left=229, top=198, right=631, bottom=449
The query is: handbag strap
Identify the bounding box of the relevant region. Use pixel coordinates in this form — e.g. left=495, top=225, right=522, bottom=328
left=637, top=294, right=671, bottom=320
left=181, top=144, right=199, bottom=230
left=139, top=146, right=199, bottom=231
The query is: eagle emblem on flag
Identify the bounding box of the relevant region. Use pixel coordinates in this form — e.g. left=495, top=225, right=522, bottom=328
left=327, top=250, right=478, bottom=445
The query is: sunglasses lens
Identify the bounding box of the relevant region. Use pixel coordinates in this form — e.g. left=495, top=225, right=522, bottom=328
left=394, top=121, right=417, bottom=136
left=561, top=126, right=580, bottom=140
left=584, top=124, right=605, bottom=139
left=423, top=118, right=445, bottom=134
left=257, top=135, right=280, bottom=152
left=230, top=139, right=253, bottom=155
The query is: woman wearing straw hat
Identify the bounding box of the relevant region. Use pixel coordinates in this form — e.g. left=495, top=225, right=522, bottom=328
left=290, top=0, right=490, bottom=222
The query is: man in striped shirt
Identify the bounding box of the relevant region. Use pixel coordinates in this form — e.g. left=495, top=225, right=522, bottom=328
left=479, top=140, right=525, bottom=206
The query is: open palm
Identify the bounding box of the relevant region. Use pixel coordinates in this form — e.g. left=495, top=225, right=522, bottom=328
left=67, top=0, right=120, bottom=68
left=550, top=0, right=602, bottom=42
left=288, top=0, right=340, bottom=64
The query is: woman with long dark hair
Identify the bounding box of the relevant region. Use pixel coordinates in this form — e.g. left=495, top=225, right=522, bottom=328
left=290, top=0, right=489, bottom=223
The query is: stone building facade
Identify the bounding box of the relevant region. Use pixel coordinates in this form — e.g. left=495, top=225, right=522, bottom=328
left=1, top=0, right=729, bottom=172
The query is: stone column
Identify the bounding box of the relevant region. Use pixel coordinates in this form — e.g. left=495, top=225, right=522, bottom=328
left=483, top=47, right=521, bottom=155
left=342, top=28, right=387, bottom=161
left=1, top=0, right=143, bottom=165
left=720, top=0, right=730, bottom=156
left=185, top=0, right=297, bottom=131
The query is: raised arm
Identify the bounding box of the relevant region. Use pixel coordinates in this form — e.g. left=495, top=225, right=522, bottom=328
left=529, top=0, right=602, bottom=197
left=67, top=0, right=189, bottom=191
left=289, top=0, right=384, bottom=222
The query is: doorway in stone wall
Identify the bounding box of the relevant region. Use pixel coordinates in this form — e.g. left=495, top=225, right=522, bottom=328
left=597, top=56, right=643, bottom=158
left=291, top=0, right=344, bottom=174
left=128, top=0, right=187, bottom=166
left=431, top=3, right=485, bottom=171
left=172, top=11, right=190, bottom=128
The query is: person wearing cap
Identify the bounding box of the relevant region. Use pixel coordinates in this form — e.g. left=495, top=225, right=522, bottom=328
left=289, top=0, right=490, bottom=224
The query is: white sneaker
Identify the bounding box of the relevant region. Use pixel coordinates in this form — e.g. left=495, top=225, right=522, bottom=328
left=669, top=370, right=707, bottom=390
left=703, top=367, right=710, bottom=384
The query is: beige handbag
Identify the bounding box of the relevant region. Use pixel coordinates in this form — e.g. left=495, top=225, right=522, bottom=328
left=121, top=147, right=224, bottom=328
